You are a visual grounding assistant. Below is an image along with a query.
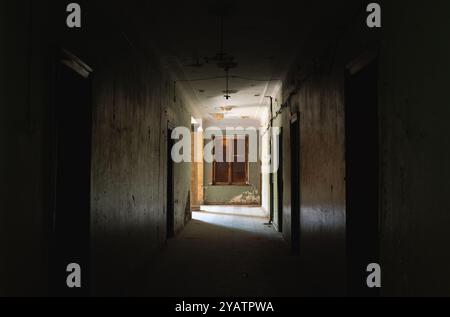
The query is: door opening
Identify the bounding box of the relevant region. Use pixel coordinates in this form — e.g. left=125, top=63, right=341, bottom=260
left=50, top=51, right=92, bottom=296
left=276, top=129, right=284, bottom=233
left=167, top=127, right=175, bottom=239
left=345, top=58, right=380, bottom=297
left=290, top=113, right=300, bottom=254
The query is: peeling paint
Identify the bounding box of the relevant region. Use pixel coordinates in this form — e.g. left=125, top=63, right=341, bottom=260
left=229, top=189, right=261, bottom=205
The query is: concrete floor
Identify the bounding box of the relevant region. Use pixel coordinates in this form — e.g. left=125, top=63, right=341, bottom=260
left=144, top=208, right=303, bottom=297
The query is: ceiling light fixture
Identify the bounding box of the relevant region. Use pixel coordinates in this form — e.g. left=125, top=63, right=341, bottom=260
left=216, top=106, right=235, bottom=113
left=207, top=11, right=238, bottom=100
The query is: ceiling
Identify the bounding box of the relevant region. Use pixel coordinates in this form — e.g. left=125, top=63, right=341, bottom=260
left=141, top=0, right=314, bottom=125
left=121, top=0, right=364, bottom=125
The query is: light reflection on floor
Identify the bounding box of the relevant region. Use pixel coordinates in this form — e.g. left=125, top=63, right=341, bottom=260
left=145, top=207, right=302, bottom=297
left=199, top=205, right=268, bottom=218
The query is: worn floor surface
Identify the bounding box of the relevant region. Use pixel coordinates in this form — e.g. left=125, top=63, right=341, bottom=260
left=144, top=208, right=303, bottom=297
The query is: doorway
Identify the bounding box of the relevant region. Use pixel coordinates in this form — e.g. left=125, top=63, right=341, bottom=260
left=50, top=51, right=92, bottom=296
left=345, top=58, right=379, bottom=297
left=290, top=114, right=300, bottom=254
left=276, top=129, right=284, bottom=233
left=167, top=127, right=175, bottom=239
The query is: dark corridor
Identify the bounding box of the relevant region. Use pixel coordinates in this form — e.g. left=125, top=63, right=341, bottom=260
left=2, top=0, right=450, bottom=301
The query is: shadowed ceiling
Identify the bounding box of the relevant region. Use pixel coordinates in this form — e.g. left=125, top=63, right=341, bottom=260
left=117, top=0, right=365, bottom=124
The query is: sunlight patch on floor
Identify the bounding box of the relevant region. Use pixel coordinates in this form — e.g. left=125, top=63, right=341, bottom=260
left=199, top=205, right=268, bottom=218
left=193, top=210, right=270, bottom=233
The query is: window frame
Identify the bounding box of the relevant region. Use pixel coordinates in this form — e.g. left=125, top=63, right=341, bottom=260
left=212, top=136, right=249, bottom=186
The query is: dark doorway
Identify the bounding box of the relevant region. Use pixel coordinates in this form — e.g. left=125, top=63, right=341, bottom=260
left=276, top=129, right=284, bottom=233
left=50, top=53, right=92, bottom=296
left=167, top=127, right=175, bottom=239
left=269, top=137, right=274, bottom=225
left=290, top=114, right=300, bottom=254
left=345, top=58, right=379, bottom=297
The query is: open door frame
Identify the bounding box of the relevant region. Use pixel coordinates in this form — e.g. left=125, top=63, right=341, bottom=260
left=166, top=123, right=175, bottom=239
left=290, top=112, right=300, bottom=254
left=345, top=55, right=380, bottom=297
left=48, top=49, right=93, bottom=296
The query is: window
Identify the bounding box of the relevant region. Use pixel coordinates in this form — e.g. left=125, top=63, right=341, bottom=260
left=213, top=137, right=249, bottom=185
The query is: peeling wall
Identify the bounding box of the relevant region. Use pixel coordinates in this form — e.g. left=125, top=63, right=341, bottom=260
left=88, top=22, right=192, bottom=296
left=204, top=186, right=261, bottom=205
left=89, top=45, right=191, bottom=295
left=254, top=8, right=374, bottom=290
left=277, top=1, right=378, bottom=296
left=0, top=1, right=193, bottom=296
left=275, top=0, right=450, bottom=296
left=286, top=73, right=347, bottom=296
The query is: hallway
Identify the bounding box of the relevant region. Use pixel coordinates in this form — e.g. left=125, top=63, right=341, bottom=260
left=2, top=0, right=450, bottom=298
left=145, top=209, right=303, bottom=297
